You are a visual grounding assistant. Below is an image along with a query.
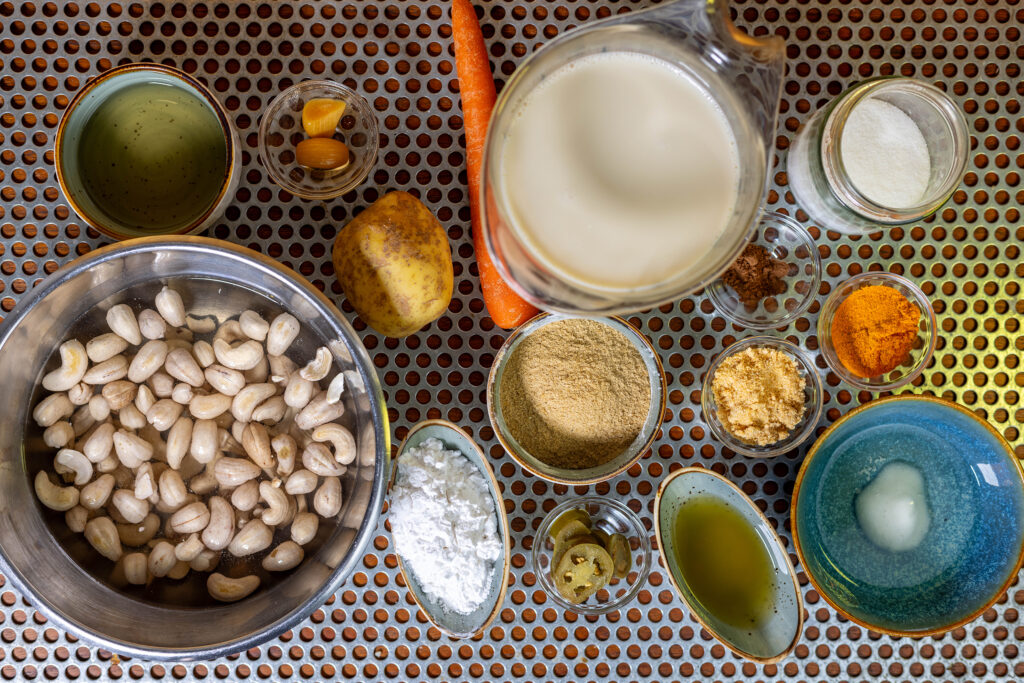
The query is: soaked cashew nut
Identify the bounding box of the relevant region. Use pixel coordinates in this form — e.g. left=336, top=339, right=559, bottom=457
left=170, top=501, right=211, bottom=534
left=229, top=519, right=273, bottom=557
left=171, top=382, right=195, bottom=405
left=147, top=398, right=184, bottom=432
left=80, top=474, right=115, bottom=510
left=213, top=320, right=247, bottom=345
left=213, top=457, right=261, bottom=488
left=85, top=517, right=122, bottom=561
left=55, top=448, right=93, bottom=486
left=262, top=541, right=304, bottom=571
left=117, top=513, right=161, bottom=547
left=165, top=416, right=192, bottom=469
left=128, top=340, right=168, bottom=383
left=290, top=512, right=319, bottom=546
left=230, top=479, right=259, bottom=511
left=34, top=471, right=80, bottom=511
left=207, top=573, right=259, bottom=602
left=112, top=489, right=150, bottom=524
left=189, top=418, right=218, bottom=463
left=102, top=380, right=136, bottom=410
left=266, top=313, right=300, bottom=356
left=134, top=384, right=156, bottom=415
left=137, top=309, right=166, bottom=340
left=190, top=548, right=221, bottom=572
left=88, top=395, right=111, bottom=422
left=231, top=383, right=276, bottom=423
left=148, top=540, right=176, bottom=577
left=204, top=364, right=246, bottom=396
left=43, top=421, right=75, bottom=449
left=189, top=469, right=219, bottom=496
left=118, top=403, right=146, bottom=430
left=272, top=433, right=297, bottom=477
left=68, top=381, right=93, bottom=406
left=72, top=404, right=96, bottom=436
left=284, top=469, right=318, bottom=495
left=192, top=339, right=216, bottom=368
left=157, top=467, right=188, bottom=510
left=259, top=481, right=293, bottom=527
left=283, top=375, right=315, bottom=410
left=167, top=560, right=190, bottom=580
left=241, top=422, right=274, bottom=469
left=239, top=310, right=269, bottom=341
left=123, top=552, right=148, bottom=585
left=299, top=347, right=331, bottom=382
left=174, top=532, right=204, bottom=562
left=326, top=373, right=345, bottom=405
left=268, top=354, right=298, bottom=384
left=112, top=430, right=153, bottom=468
left=82, top=355, right=129, bottom=385
left=295, top=391, right=345, bottom=431
left=243, top=354, right=269, bottom=384
left=155, top=287, right=186, bottom=327
left=66, top=505, right=89, bottom=533
left=33, top=392, right=74, bottom=427
left=106, top=304, right=142, bottom=345
left=165, top=347, right=204, bottom=387
left=314, top=476, right=342, bottom=518
left=312, top=423, right=357, bottom=466
left=148, top=371, right=175, bottom=398
left=134, top=462, right=156, bottom=500
left=189, top=393, right=233, bottom=420
left=43, top=339, right=88, bottom=392
left=213, top=338, right=264, bottom=371
left=251, top=396, right=286, bottom=424
left=86, top=333, right=129, bottom=363
left=202, top=496, right=235, bottom=551
left=301, top=442, right=347, bottom=477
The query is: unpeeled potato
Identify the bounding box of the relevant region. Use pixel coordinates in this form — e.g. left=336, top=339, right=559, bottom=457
left=332, top=191, right=453, bottom=338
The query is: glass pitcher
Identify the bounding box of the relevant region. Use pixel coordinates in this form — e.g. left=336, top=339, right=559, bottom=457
left=481, top=0, right=785, bottom=315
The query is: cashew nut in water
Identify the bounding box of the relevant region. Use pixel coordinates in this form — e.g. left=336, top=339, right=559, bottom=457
left=272, top=433, right=297, bottom=477
left=299, top=347, right=332, bottom=382
left=82, top=355, right=129, bottom=385
left=189, top=469, right=219, bottom=496
left=241, top=422, right=274, bottom=469
left=204, top=364, right=245, bottom=396
left=33, top=392, right=74, bottom=427
left=112, top=489, right=150, bottom=524
left=230, top=479, right=259, bottom=511
left=189, top=392, right=232, bottom=420
left=189, top=418, right=218, bottom=463
left=102, top=380, right=136, bottom=410
left=34, top=471, right=80, bottom=511
left=158, top=468, right=188, bottom=510
left=207, top=573, right=259, bottom=602
left=66, top=505, right=89, bottom=533
left=165, top=347, right=204, bottom=387
left=134, top=462, right=156, bottom=500
left=112, top=430, right=153, bottom=468
left=147, top=398, right=184, bottom=432
left=262, top=541, right=304, bottom=571
left=96, top=455, right=119, bottom=474
left=326, top=373, right=345, bottom=405
left=165, top=416, right=192, bottom=469
left=294, top=391, right=345, bottom=430
left=43, top=422, right=75, bottom=449
left=251, top=396, right=286, bottom=424
left=243, top=354, right=269, bottom=384
left=239, top=310, right=269, bottom=341
left=55, top=448, right=93, bottom=486
left=228, top=519, right=273, bottom=557
left=266, top=313, right=300, bottom=356
left=284, top=469, right=318, bottom=495
left=128, top=340, right=168, bottom=383
left=117, top=513, right=160, bottom=547
left=213, top=320, right=247, bottom=345
left=283, top=375, right=315, bottom=410
left=202, top=496, right=235, bottom=551
left=137, top=309, right=166, bottom=340
left=148, top=541, right=176, bottom=577
left=167, top=560, right=190, bottom=580
left=301, top=442, right=347, bottom=477
left=148, top=371, right=175, bottom=398
left=71, top=404, right=96, bottom=437
left=170, top=382, right=195, bottom=405
left=213, top=338, right=264, bottom=371
left=123, top=552, right=148, bottom=585
left=68, top=382, right=92, bottom=406
left=314, top=476, right=342, bottom=518
left=42, top=339, right=88, bottom=392
left=86, top=333, right=128, bottom=363
left=290, top=512, right=319, bottom=546
left=231, top=383, right=276, bottom=423
left=106, top=304, right=142, bottom=345
left=85, top=517, right=122, bottom=561
left=259, top=481, right=293, bottom=526
left=155, top=287, right=186, bottom=327
left=118, top=403, right=147, bottom=430
left=190, top=548, right=220, bottom=573
left=268, top=354, right=297, bottom=383
left=213, top=457, right=261, bottom=488
left=170, top=501, right=211, bottom=534
left=134, top=384, right=156, bottom=415
left=88, top=395, right=111, bottom=422
left=80, top=473, right=115, bottom=510
left=312, top=423, right=357, bottom=466
left=174, top=532, right=204, bottom=562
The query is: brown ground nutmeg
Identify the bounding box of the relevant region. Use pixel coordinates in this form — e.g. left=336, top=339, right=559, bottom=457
left=721, top=244, right=790, bottom=307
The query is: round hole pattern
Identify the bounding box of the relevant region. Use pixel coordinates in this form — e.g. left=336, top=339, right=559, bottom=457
left=0, top=0, right=1023, bottom=680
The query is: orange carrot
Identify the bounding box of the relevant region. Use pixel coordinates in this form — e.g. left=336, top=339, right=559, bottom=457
left=451, top=0, right=539, bottom=329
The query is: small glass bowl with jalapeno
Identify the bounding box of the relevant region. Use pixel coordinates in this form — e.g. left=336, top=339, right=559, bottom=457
left=532, top=497, right=652, bottom=615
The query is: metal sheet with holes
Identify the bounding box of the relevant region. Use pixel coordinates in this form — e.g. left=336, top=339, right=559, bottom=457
left=0, top=0, right=1022, bottom=680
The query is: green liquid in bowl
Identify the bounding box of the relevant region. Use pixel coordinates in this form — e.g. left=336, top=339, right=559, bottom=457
left=77, top=82, right=228, bottom=232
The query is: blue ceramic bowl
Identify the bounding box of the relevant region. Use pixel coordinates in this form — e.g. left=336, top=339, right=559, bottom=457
left=792, top=396, right=1024, bottom=636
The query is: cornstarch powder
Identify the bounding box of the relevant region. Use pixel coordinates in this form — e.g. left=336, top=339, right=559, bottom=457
left=389, top=437, right=502, bottom=615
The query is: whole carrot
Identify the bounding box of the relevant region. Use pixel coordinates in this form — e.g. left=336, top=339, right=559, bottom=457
left=451, top=0, right=538, bottom=329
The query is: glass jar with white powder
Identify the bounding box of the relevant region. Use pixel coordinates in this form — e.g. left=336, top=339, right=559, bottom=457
left=788, top=77, right=969, bottom=235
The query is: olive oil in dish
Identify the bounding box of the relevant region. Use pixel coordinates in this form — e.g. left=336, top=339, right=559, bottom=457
left=673, top=495, right=775, bottom=629
left=77, top=82, right=228, bottom=232
left=499, top=51, right=740, bottom=291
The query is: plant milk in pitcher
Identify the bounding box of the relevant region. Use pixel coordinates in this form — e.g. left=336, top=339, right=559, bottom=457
left=499, top=51, right=740, bottom=290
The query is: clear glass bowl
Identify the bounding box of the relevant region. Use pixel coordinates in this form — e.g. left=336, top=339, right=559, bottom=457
left=700, top=335, right=823, bottom=458
left=257, top=80, right=379, bottom=200
left=705, top=211, right=822, bottom=330
left=532, top=497, right=652, bottom=615
left=816, top=272, right=937, bottom=391
left=487, top=313, right=666, bottom=485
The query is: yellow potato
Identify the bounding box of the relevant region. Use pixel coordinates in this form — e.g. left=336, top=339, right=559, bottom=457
left=332, top=191, right=453, bottom=338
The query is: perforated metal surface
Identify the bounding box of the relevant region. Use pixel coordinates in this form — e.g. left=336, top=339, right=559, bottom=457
left=0, top=0, right=1022, bottom=680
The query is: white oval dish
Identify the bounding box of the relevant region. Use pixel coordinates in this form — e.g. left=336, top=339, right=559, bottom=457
left=388, top=419, right=511, bottom=639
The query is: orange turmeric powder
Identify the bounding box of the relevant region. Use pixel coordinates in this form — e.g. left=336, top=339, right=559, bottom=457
left=830, top=285, right=920, bottom=377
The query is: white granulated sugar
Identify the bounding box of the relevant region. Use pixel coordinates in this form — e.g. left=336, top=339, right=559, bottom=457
left=389, top=437, right=502, bottom=615
left=839, top=97, right=931, bottom=208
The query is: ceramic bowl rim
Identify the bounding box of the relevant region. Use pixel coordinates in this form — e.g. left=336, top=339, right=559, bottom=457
left=705, top=210, right=823, bottom=330
left=486, top=312, right=666, bottom=485
left=700, top=335, right=824, bottom=458
left=54, top=62, right=238, bottom=241
left=790, top=394, right=1024, bottom=637
left=653, top=466, right=805, bottom=664
left=530, top=495, right=653, bottom=615
left=389, top=419, right=511, bottom=639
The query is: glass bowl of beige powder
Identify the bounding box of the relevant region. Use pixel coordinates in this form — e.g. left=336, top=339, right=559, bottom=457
left=701, top=336, right=823, bottom=458
left=487, top=313, right=666, bottom=485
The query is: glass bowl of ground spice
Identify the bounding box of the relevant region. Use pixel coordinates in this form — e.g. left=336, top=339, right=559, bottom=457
left=701, top=336, right=823, bottom=458
left=705, top=212, right=822, bottom=330
left=817, top=272, right=936, bottom=391
left=487, top=314, right=666, bottom=485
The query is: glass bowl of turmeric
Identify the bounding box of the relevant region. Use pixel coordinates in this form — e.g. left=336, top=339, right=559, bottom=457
left=817, top=272, right=937, bottom=392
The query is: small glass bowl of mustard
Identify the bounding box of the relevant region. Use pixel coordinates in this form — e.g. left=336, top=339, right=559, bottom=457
left=258, top=80, right=379, bottom=200
left=532, top=497, right=652, bottom=615
left=817, top=272, right=936, bottom=392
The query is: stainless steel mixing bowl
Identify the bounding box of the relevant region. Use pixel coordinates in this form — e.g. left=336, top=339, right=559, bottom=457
left=0, top=236, right=389, bottom=660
